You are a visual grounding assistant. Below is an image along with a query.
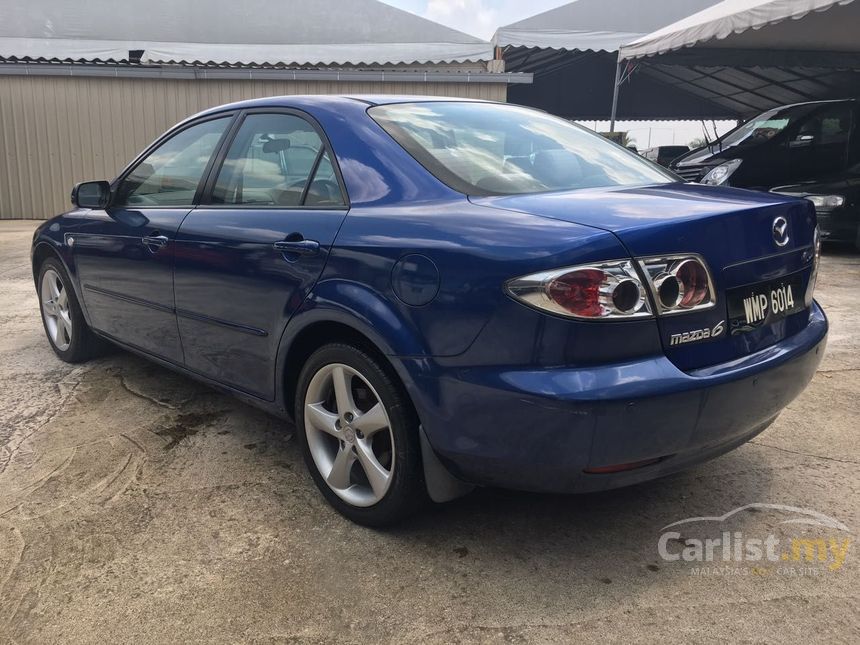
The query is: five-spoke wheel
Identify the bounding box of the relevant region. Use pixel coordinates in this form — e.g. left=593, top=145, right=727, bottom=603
left=37, top=257, right=104, bottom=363
left=304, top=363, right=395, bottom=506
left=296, top=344, right=425, bottom=526
left=40, top=267, right=73, bottom=351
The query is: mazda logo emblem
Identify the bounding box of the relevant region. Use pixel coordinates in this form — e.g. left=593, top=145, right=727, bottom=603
left=772, top=216, right=790, bottom=247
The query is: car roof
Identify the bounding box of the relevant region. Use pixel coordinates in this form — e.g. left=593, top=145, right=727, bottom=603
left=189, top=94, right=495, bottom=123
left=766, top=98, right=857, bottom=111
left=344, top=95, right=491, bottom=106
left=186, top=94, right=505, bottom=129
left=207, top=94, right=488, bottom=111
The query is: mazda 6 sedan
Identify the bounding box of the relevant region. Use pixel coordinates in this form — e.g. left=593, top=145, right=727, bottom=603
left=32, top=96, right=827, bottom=525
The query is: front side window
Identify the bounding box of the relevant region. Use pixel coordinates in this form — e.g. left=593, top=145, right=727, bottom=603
left=368, top=102, right=673, bottom=196
left=718, top=104, right=821, bottom=149
left=211, top=113, right=345, bottom=207
left=115, top=118, right=230, bottom=207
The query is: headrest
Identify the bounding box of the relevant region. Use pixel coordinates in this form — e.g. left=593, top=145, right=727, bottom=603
left=263, top=138, right=291, bottom=153
left=531, top=149, right=582, bottom=189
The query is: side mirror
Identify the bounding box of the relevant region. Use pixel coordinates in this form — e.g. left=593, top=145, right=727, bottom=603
left=790, top=134, right=815, bottom=148
left=71, top=180, right=111, bottom=208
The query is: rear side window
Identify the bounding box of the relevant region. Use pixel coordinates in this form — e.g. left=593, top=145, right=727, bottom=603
left=115, top=118, right=230, bottom=207
left=816, top=104, right=852, bottom=145
left=211, top=113, right=345, bottom=207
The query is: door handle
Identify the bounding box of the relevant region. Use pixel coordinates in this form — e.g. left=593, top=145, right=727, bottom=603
left=273, top=239, right=320, bottom=256
left=142, top=234, right=169, bottom=252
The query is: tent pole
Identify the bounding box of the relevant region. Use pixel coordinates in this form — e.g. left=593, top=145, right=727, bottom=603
left=609, top=59, right=623, bottom=133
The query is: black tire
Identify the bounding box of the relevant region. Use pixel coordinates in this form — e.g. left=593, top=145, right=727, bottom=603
left=295, top=343, right=426, bottom=526
left=37, top=257, right=106, bottom=363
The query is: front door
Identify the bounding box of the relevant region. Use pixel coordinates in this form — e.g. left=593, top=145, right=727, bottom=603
left=72, top=116, right=233, bottom=362
left=173, top=111, right=349, bottom=399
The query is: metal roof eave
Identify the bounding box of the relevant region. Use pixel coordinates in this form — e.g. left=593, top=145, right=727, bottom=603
left=0, top=62, right=532, bottom=84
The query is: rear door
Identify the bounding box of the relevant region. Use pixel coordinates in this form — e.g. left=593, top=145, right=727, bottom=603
left=789, top=102, right=853, bottom=181
left=173, top=110, right=349, bottom=400
left=72, top=115, right=233, bottom=361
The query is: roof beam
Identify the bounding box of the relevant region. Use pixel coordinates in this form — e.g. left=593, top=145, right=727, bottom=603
left=638, top=64, right=767, bottom=114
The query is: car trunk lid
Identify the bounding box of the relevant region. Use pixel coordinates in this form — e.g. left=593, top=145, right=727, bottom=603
left=472, top=183, right=818, bottom=371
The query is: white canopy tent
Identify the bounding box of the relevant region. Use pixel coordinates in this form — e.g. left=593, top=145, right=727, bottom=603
left=619, top=0, right=858, bottom=60
left=493, top=0, right=718, bottom=54
left=610, top=0, right=860, bottom=127
left=492, top=0, right=737, bottom=121
left=0, top=0, right=493, bottom=66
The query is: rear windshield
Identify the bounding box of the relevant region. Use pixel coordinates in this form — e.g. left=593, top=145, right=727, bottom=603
left=368, top=102, right=674, bottom=196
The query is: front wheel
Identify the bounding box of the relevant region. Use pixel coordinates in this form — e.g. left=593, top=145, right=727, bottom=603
left=295, top=343, right=426, bottom=526
left=38, top=257, right=105, bottom=363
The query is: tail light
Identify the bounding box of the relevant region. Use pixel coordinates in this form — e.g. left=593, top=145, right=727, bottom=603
left=637, top=255, right=716, bottom=315
left=805, top=225, right=821, bottom=306
left=506, top=255, right=716, bottom=320
left=505, top=260, right=652, bottom=319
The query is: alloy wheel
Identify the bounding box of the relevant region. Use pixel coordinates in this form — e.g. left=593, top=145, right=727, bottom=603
left=40, top=268, right=72, bottom=351
left=304, top=363, right=395, bottom=507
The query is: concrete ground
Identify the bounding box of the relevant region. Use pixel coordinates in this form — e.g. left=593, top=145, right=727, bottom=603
left=1, top=219, right=858, bottom=644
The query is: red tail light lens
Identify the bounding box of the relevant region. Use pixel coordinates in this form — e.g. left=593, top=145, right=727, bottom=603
left=506, top=261, right=651, bottom=319
left=637, top=255, right=716, bottom=314
left=507, top=255, right=716, bottom=320
left=805, top=225, right=820, bottom=307
left=674, top=259, right=709, bottom=308
left=546, top=269, right=605, bottom=317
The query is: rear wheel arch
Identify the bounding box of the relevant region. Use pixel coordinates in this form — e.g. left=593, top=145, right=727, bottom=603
left=280, top=317, right=474, bottom=505
left=281, top=320, right=412, bottom=423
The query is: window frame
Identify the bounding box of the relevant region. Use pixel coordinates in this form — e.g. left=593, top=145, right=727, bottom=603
left=199, top=108, right=350, bottom=211
left=109, top=112, right=239, bottom=210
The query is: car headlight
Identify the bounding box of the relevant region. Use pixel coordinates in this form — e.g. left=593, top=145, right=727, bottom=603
left=806, top=194, right=845, bottom=210
left=701, top=159, right=742, bottom=186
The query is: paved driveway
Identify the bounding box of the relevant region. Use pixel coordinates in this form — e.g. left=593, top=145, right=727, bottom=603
left=1, top=220, right=858, bottom=643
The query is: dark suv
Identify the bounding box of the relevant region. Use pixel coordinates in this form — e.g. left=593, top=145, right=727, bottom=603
left=642, top=145, right=689, bottom=168
left=672, top=99, right=857, bottom=187
left=671, top=99, right=859, bottom=247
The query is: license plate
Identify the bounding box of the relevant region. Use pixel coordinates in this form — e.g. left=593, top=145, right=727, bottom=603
left=727, top=272, right=804, bottom=334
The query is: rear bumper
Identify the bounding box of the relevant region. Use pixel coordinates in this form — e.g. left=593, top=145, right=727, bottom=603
left=406, top=302, right=827, bottom=493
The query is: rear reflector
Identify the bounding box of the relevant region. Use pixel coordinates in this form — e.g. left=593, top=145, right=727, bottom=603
left=584, top=456, right=664, bottom=474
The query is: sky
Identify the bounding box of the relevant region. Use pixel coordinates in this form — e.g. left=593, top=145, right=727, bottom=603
left=381, top=0, right=737, bottom=148
left=383, top=0, right=567, bottom=41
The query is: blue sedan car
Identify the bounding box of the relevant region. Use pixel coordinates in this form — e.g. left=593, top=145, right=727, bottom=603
left=32, top=96, right=827, bottom=525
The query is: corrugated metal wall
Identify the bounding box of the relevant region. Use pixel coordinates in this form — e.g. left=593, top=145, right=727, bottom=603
left=0, top=75, right=506, bottom=219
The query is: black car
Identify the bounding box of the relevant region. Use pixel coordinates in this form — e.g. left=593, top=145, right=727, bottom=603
left=773, top=163, right=860, bottom=249
left=642, top=145, right=690, bottom=168
left=672, top=99, right=859, bottom=190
